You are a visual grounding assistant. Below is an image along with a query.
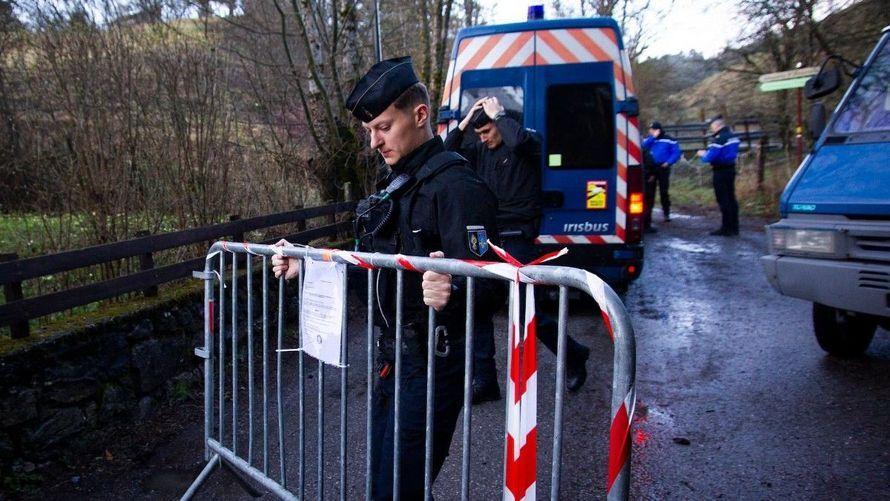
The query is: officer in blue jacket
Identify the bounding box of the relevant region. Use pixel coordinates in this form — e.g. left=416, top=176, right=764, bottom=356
left=641, top=121, right=681, bottom=231
left=697, top=116, right=740, bottom=236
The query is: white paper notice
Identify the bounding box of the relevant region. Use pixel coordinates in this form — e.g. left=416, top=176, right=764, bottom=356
left=299, top=257, right=346, bottom=366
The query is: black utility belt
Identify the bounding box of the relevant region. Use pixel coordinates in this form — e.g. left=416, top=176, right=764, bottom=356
left=712, top=163, right=736, bottom=171
left=375, top=324, right=460, bottom=378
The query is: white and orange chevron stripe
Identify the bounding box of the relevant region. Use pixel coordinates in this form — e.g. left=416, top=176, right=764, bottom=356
left=535, top=28, right=627, bottom=98
left=439, top=26, right=640, bottom=246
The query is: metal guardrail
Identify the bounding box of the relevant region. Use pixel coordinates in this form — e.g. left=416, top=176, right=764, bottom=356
left=182, top=241, right=637, bottom=500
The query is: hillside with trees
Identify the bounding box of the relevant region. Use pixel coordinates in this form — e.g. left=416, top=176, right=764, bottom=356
left=634, top=0, right=890, bottom=147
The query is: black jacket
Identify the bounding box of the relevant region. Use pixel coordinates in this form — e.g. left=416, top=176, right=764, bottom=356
left=356, top=137, right=500, bottom=361
left=444, top=116, right=542, bottom=237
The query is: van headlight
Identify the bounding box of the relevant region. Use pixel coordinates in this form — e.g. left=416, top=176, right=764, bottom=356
left=768, top=226, right=841, bottom=257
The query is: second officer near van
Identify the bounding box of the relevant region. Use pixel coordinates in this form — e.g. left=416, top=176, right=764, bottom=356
left=445, top=96, right=591, bottom=402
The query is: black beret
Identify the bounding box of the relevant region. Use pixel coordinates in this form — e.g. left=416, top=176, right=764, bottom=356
left=470, top=107, right=492, bottom=129
left=346, top=56, right=419, bottom=122
left=649, top=121, right=662, bottom=130
left=708, top=114, right=724, bottom=124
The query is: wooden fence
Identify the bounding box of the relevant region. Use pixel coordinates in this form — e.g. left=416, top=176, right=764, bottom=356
left=0, top=202, right=356, bottom=339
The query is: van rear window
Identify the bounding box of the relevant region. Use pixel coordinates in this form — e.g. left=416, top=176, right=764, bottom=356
left=461, top=86, right=524, bottom=118
left=546, top=83, right=614, bottom=169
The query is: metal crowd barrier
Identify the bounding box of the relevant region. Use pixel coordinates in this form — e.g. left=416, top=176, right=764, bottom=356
left=181, top=241, right=636, bottom=500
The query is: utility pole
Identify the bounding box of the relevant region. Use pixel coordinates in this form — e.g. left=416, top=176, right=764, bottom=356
left=374, top=0, right=382, bottom=63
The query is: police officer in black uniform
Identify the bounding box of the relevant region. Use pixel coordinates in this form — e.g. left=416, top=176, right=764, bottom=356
left=272, top=56, right=499, bottom=500
left=444, top=96, right=590, bottom=402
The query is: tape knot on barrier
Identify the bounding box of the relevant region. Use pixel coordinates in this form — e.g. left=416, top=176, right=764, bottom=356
left=486, top=239, right=568, bottom=283
left=485, top=239, right=567, bottom=501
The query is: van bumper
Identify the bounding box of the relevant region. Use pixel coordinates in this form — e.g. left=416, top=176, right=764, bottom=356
left=536, top=243, right=644, bottom=284
left=761, top=254, right=890, bottom=318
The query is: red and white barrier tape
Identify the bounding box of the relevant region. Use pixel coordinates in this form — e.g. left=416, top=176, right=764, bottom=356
left=486, top=241, right=565, bottom=501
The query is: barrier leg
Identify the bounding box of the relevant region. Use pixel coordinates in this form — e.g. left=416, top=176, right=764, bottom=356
left=262, top=258, right=270, bottom=475
left=298, top=265, right=306, bottom=499
left=365, top=269, right=375, bottom=500
left=460, top=277, right=475, bottom=501
left=317, top=359, right=325, bottom=499
left=219, top=252, right=226, bottom=447
left=220, top=459, right=264, bottom=498
left=340, top=264, right=349, bottom=501
left=247, top=255, right=254, bottom=465
left=232, top=253, right=239, bottom=455
left=276, top=275, right=287, bottom=487
left=423, top=306, right=436, bottom=501
left=181, top=454, right=221, bottom=501
left=551, top=286, right=569, bottom=499
left=393, top=269, right=404, bottom=501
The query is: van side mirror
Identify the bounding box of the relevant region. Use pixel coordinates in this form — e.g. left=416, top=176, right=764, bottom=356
left=437, top=106, right=457, bottom=124
left=805, top=68, right=841, bottom=100
left=616, top=97, right=639, bottom=117
left=808, top=102, right=827, bottom=140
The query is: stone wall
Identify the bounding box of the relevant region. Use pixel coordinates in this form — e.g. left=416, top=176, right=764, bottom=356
left=0, top=264, right=360, bottom=483
left=0, top=294, right=203, bottom=470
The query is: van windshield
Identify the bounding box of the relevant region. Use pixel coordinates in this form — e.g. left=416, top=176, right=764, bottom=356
left=833, top=38, right=890, bottom=134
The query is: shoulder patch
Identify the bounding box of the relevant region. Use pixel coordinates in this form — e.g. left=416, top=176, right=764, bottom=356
left=466, top=225, right=489, bottom=257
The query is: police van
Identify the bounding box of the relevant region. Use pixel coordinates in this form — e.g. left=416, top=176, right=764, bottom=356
left=761, top=26, right=890, bottom=356
left=436, top=15, right=645, bottom=290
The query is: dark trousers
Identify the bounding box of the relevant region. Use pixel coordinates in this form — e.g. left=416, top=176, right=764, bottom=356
left=712, top=167, right=739, bottom=233
left=473, top=234, right=588, bottom=386
left=643, top=167, right=670, bottom=228
left=370, top=352, right=464, bottom=500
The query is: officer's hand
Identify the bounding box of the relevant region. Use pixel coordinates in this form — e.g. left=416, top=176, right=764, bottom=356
left=482, top=97, right=505, bottom=119
left=459, top=99, right=486, bottom=131
left=271, top=239, right=300, bottom=280
left=661, top=162, right=669, bottom=168
left=422, top=251, right=452, bottom=312
left=696, top=149, right=706, bottom=157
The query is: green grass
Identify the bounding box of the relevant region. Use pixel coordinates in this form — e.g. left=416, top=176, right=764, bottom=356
left=0, top=212, right=204, bottom=341
left=0, top=213, right=190, bottom=258
left=170, top=378, right=194, bottom=402
left=668, top=150, right=796, bottom=219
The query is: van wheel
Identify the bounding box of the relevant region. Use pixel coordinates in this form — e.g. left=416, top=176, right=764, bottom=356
left=812, top=303, right=876, bottom=357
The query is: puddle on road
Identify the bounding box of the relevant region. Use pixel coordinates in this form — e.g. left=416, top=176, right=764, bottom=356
left=652, top=209, right=698, bottom=221
left=644, top=404, right=676, bottom=427
left=663, top=237, right=720, bottom=255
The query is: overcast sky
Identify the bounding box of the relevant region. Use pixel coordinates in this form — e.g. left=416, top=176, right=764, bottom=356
left=480, top=0, right=743, bottom=60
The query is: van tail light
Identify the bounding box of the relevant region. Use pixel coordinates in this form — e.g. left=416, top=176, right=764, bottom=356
left=626, top=164, right=644, bottom=243
left=629, top=193, right=644, bottom=215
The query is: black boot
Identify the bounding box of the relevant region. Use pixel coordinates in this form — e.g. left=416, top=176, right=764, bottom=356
left=472, top=379, right=501, bottom=405
left=566, top=346, right=590, bottom=392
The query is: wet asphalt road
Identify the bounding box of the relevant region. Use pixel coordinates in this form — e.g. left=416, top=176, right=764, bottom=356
left=45, top=211, right=890, bottom=500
